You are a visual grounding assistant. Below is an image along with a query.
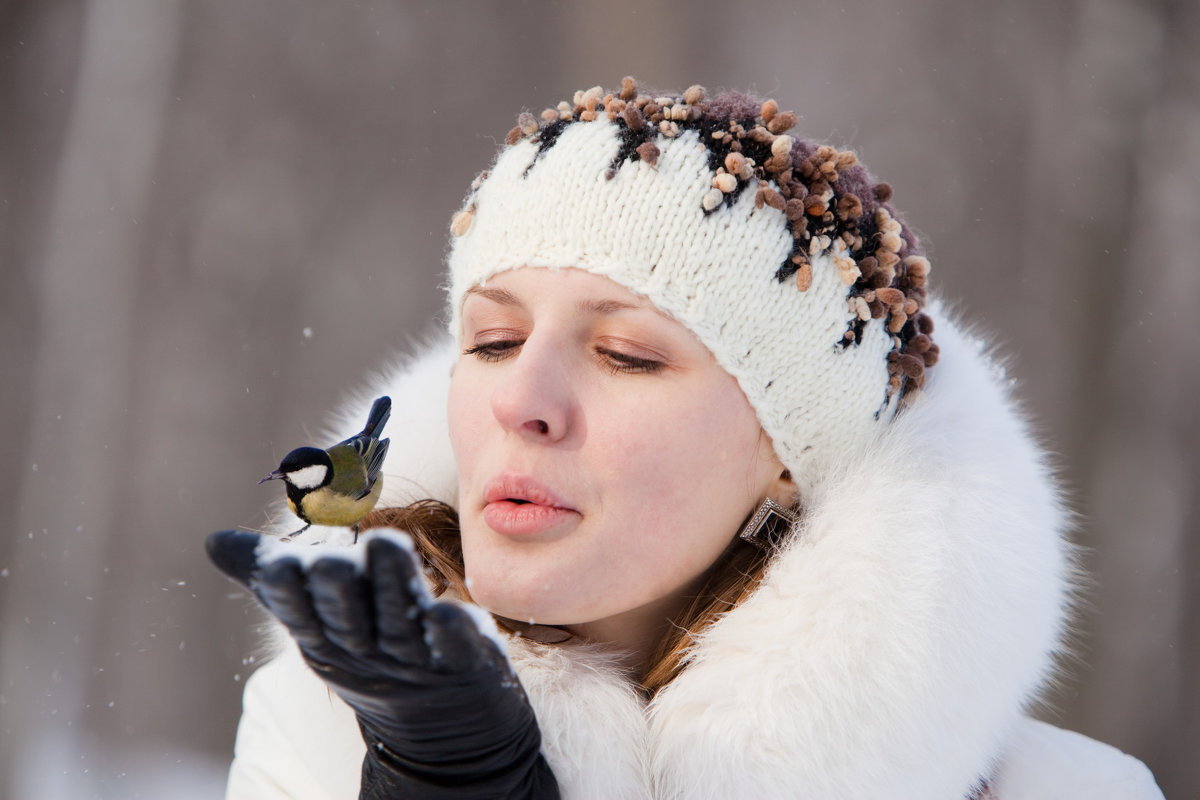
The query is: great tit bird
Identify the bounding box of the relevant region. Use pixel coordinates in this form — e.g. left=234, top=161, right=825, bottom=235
left=260, top=395, right=391, bottom=540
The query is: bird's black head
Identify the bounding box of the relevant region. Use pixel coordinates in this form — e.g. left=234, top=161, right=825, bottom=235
left=270, top=446, right=333, bottom=490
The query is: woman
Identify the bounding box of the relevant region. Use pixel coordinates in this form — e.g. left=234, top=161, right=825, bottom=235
left=208, top=80, right=1164, bottom=799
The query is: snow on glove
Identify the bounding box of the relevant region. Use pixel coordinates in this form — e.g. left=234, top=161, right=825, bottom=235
left=206, top=529, right=560, bottom=800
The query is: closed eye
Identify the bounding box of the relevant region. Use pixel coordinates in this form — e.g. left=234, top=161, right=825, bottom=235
left=463, top=340, right=523, bottom=362
left=597, top=348, right=664, bottom=375
left=464, top=340, right=666, bottom=374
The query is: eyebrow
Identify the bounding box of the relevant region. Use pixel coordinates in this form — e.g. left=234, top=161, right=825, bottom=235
left=579, top=297, right=643, bottom=315
left=463, top=285, right=667, bottom=318
left=463, top=286, right=521, bottom=306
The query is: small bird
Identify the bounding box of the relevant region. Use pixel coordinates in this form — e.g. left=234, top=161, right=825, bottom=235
left=260, top=396, right=392, bottom=540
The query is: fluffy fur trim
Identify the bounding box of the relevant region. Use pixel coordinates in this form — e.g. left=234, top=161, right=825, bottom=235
left=644, top=306, right=1074, bottom=798
left=508, top=639, right=650, bottom=800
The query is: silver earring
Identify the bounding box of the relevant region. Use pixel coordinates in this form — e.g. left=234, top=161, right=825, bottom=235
left=737, top=498, right=799, bottom=550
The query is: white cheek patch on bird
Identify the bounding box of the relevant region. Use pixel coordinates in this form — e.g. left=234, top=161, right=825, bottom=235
left=287, top=464, right=329, bottom=490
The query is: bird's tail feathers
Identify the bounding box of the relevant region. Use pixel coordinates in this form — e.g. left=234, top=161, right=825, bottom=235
left=361, top=395, right=392, bottom=439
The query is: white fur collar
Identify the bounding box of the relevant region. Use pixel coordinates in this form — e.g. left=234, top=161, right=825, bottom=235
left=319, top=308, right=1073, bottom=800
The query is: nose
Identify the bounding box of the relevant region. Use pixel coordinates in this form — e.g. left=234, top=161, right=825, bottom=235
left=489, top=335, right=573, bottom=442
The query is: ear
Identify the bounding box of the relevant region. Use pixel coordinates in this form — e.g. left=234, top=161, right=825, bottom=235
left=768, top=467, right=800, bottom=508
left=756, top=429, right=799, bottom=508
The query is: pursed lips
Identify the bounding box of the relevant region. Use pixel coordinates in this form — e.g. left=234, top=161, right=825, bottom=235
left=481, top=475, right=579, bottom=536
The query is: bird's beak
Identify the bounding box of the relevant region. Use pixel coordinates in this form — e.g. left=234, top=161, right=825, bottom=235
left=258, top=470, right=284, bottom=485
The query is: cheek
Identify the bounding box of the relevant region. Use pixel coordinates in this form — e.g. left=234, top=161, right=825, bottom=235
left=447, top=365, right=485, bottom=465
left=601, top=383, right=767, bottom=532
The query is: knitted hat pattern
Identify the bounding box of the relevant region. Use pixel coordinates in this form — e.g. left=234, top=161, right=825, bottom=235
left=446, top=79, right=938, bottom=496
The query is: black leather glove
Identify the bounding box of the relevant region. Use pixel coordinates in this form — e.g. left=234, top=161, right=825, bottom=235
left=207, top=529, right=560, bottom=800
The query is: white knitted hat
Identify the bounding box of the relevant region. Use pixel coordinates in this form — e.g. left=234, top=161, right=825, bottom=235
left=446, top=81, right=937, bottom=496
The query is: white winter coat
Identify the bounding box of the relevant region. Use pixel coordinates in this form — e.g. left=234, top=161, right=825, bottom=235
left=223, top=315, right=1163, bottom=799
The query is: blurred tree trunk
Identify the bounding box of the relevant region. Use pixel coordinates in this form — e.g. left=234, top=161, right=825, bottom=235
left=1071, top=0, right=1200, bottom=790
left=0, top=1, right=86, bottom=795
left=0, top=1, right=185, bottom=796
left=1007, top=0, right=1197, bottom=790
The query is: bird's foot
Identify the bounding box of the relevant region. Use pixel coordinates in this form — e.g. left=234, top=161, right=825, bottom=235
left=278, top=523, right=311, bottom=543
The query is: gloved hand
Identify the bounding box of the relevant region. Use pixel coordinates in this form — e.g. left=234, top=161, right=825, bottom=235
left=207, top=529, right=560, bottom=800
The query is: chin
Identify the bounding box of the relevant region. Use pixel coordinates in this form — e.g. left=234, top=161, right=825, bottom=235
left=461, top=536, right=554, bottom=616
left=465, top=569, right=576, bottom=626
left=470, top=584, right=546, bottom=624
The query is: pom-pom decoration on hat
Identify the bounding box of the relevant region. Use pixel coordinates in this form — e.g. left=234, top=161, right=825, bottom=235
left=446, top=78, right=938, bottom=497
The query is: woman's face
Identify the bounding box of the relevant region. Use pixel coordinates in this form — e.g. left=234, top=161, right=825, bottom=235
left=449, top=267, right=787, bottom=643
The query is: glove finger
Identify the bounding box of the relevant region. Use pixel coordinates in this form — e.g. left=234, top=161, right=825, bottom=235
left=366, top=536, right=430, bottom=665
left=307, top=558, right=375, bottom=657
left=423, top=602, right=493, bottom=674
left=206, top=529, right=262, bottom=589
left=256, top=557, right=339, bottom=657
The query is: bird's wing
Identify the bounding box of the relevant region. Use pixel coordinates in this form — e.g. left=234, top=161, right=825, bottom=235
left=326, top=430, right=389, bottom=501
left=327, top=441, right=368, bottom=497
left=360, top=438, right=389, bottom=497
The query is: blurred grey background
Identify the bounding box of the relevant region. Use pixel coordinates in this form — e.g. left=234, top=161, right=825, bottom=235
left=1, top=1, right=1197, bottom=797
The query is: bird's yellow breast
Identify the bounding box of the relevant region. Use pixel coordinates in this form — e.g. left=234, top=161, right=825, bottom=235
left=296, top=478, right=384, bottom=527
